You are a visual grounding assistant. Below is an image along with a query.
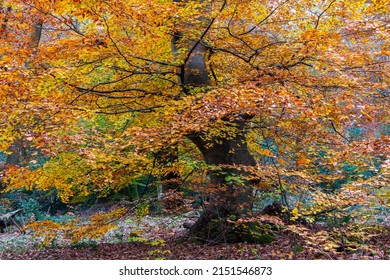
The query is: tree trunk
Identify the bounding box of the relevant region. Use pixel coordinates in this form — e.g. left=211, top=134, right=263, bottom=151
left=172, top=0, right=258, bottom=242
left=4, top=21, right=43, bottom=166
left=5, top=140, right=25, bottom=165
left=187, top=129, right=257, bottom=242
left=188, top=127, right=256, bottom=212
left=157, top=146, right=183, bottom=213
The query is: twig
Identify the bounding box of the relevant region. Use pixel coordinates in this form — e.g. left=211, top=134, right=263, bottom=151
left=330, top=120, right=350, bottom=143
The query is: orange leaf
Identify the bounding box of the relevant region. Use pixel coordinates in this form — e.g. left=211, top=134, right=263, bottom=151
left=263, top=149, right=274, bottom=157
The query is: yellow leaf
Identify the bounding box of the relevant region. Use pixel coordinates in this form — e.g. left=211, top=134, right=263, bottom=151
left=361, top=110, right=373, bottom=122
left=297, top=156, right=310, bottom=165
left=290, top=207, right=301, bottom=222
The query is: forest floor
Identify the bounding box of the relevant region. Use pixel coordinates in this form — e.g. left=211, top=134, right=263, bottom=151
left=1, top=209, right=389, bottom=260
left=1, top=231, right=390, bottom=260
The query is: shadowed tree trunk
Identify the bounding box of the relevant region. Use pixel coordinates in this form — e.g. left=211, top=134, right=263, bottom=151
left=173, top=0, right=258, bottom=242
left=187, top=130, right=258, bottom=241
left=5, top=140, right=25, bottom=165
left=1, top=16, right=43, bottom=201
left=4, top=22, right=42, bottom=167
left=157, top=146, right=182, bottom=212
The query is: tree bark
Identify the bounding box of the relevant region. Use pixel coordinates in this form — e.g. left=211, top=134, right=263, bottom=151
left=187, top=129, right=257, bottom=241
left=173, top=0, right=258, bottom=242
left=157, top=146, right=182, bottom=212
left=5, top=140, right=25, bottom=165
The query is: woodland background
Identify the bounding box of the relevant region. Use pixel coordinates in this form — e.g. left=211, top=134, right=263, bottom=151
left=0, top=0, right=389, bottom=259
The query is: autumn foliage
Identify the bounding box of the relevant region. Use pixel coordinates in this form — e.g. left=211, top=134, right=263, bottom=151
left=0, top=0, right=389, bottom=254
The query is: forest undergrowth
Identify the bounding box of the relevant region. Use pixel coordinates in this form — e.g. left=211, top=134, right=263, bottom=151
left=1, top=202, right=389, bottom=260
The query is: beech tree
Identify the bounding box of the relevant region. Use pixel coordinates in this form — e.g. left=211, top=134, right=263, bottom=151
left=1, top=0, right=389, bottom=241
